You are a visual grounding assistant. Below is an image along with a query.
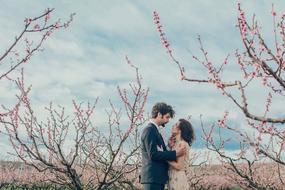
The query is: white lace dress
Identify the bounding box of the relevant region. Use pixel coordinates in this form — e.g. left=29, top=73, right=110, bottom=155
left=168, top=141, right=190, bottom=190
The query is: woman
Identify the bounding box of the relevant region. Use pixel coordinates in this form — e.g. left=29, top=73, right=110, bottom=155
left=167, top=119, right=195, bottom=190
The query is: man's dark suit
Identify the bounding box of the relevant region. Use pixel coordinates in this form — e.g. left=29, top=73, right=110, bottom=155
left=140, top=122, right=176, bottom=190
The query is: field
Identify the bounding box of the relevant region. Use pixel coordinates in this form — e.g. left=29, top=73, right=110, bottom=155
left=1, top=160, right=283, bottom=189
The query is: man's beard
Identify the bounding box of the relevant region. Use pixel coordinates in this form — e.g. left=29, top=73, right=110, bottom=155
left=161, top=122, right=168, bottom=128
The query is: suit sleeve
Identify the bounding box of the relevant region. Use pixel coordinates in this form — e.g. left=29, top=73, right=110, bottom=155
left=143, top=127, right=176, bottom=161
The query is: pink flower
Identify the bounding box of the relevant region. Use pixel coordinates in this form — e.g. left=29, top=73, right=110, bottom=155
left=33, top=24, right=40, bottom=30
left=272, top=11, right=276, bottom=16
left=153, top=11, right=173, bottom=57
left=24, top=18, right=32, bottom=25
left=271, top=4, right=277, bottom=17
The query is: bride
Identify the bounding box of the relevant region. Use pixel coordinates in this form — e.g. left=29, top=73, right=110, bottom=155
left=167, top=119, right=195, bottom=190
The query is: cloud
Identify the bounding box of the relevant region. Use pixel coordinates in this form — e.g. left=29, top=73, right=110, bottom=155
left=1, top=0, right=285, bottom=159
left=45, top=38, right=85, bottom=58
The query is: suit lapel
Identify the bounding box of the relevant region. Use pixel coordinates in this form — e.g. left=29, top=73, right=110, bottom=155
left=159, top=133, right=167, bottom=151
left=151, top=123, right=167, bottom=150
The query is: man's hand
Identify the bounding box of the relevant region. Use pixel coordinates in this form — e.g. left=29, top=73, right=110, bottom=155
left=176, top=144, right=186, bottom=157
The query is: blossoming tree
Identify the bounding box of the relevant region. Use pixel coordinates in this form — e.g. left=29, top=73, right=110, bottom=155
left=154, top=3, right=285, bottom=189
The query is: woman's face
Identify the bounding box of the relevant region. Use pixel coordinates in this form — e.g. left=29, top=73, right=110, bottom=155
left=171, top=122, right=181, bottom=136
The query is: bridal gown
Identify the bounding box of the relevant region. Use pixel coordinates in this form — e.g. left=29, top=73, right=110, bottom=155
left=168, top=140, right=190, bottom=190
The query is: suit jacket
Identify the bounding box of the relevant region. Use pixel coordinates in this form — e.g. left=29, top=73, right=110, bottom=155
left=140, top=122, right=176, bottom=185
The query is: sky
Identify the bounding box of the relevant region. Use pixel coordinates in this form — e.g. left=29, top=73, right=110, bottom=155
left=0, top=0, right=285, bottom=161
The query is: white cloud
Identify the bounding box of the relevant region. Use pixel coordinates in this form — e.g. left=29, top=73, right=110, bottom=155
left=1, top=0, right=285, bottom=159
left=45, top=38, right=85, bottom=58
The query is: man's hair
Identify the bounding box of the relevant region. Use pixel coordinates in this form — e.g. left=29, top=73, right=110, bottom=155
left=151, top=102, right=175, bottom=119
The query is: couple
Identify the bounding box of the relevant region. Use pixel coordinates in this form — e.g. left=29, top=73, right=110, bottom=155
left=140, top=102, right=195, bottom=190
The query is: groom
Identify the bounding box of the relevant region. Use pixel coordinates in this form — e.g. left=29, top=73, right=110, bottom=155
left=140, top=102, right=186, bottom=190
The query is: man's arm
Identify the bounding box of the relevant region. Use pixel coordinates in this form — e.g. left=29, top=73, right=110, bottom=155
left=143, top=127, right=176, bottom=161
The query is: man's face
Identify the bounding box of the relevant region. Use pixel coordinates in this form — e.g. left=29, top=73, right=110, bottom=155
left=159, top=113, right=171, bottom=127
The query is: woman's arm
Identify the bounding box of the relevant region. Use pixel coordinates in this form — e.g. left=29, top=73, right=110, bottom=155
left=168, top=158, right=184, bottom=170
left=168, top=142, right=186, bottom=170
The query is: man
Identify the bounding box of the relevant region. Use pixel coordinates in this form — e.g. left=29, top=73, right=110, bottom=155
left=140, top=102, right=186, bottom=190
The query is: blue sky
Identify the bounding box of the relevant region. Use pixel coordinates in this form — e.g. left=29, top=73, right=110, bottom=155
left=1, top=1, right=285, bottom=159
